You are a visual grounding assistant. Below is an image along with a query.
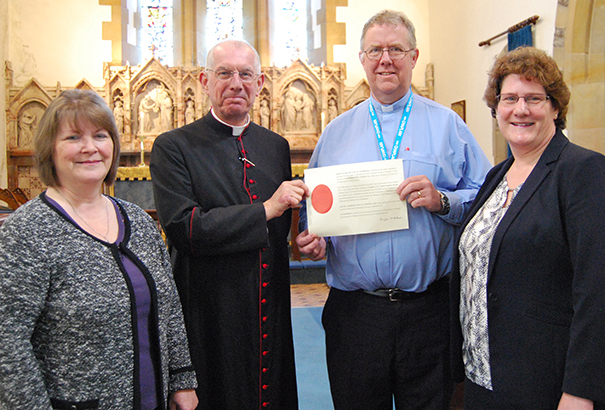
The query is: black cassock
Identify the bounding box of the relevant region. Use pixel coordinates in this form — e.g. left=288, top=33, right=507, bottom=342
left=150, top=112, right=298, bottom=409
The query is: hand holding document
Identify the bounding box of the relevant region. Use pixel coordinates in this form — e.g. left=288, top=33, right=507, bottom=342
left=304, top=159, right=409, bottom=237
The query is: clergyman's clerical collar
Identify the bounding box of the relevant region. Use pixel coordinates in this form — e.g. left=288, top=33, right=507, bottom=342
left=371, top=88, right=413, bottom=113
left=210, top=108, right=250, bottom=136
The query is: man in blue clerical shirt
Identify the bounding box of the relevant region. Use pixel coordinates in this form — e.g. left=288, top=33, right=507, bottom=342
left=296, top=9, right=491, bottom=410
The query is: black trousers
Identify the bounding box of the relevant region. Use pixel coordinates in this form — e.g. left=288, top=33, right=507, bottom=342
left=322, top=277, right=454, bottom=410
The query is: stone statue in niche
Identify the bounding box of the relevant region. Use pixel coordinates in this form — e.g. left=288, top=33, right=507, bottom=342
left=328, top=98, right=338, bottom=123
left=18, top=111, right=37, bottom=148
left=300, top=93, right=314, bottom=129
left=113, top=99, right=124, bottom=134
left=280, top=82, right=316, bottom=132
left=137, top=82, right=173, bottom=135
left=281, top=89, right=297, bottom=131
left=159, top=86, right=173, bottom=132
left=17, top=102, right=45, bottom=149
left=139, top=92, right=158, bottom=134
left=185, top=100, right=196, bottom=125
left=259, top=99, right=271, bottom=129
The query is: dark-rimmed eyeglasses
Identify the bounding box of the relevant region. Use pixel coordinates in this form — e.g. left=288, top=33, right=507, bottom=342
left=497, top=94, right=550, bottom=106
left=362, top=46, right=414, bottom=61
left=206, top=69, right=259, bottom=83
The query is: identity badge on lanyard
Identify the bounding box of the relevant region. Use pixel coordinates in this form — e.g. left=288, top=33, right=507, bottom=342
left=369, top=90, right=413, bottom=161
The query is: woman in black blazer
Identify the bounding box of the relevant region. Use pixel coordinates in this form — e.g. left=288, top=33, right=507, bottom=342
left=451, top=47, right=605, bottom=410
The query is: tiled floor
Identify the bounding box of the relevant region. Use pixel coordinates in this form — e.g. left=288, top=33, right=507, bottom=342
left=291, top=283, right=330, bottom=308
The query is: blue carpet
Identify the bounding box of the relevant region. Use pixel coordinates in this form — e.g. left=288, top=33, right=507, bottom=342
left=291, top=307, right=334, bottom=410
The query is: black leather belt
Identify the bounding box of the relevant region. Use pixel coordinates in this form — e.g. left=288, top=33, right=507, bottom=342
left=364, top=275, right=449, bottom=302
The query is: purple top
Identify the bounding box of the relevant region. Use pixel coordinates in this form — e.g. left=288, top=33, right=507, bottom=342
left=47, top=196, right=158, bottom=409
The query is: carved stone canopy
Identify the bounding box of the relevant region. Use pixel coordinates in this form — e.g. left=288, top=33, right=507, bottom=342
left=4, top=58, right=434, bottom=197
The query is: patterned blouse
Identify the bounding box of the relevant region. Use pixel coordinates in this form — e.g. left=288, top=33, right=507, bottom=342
left=458, top=175, right=523, bottom=390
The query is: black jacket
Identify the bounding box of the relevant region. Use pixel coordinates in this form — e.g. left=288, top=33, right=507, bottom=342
left=451, top=130, right=605, bottom=408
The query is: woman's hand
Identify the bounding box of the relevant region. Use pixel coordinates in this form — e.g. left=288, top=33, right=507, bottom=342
left=169, top=389, right=198, bottom=410
left=557, top=392, right=593, bottom=410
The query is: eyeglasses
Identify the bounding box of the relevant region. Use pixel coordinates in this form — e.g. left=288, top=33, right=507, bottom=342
left=362, top=46, right=414, bottom=61
left=497, top=94, right=550, bottom=106
left=206, top=69, right=259, bottom=83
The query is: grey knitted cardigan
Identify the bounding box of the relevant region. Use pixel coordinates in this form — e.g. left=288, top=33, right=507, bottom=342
left=0, top=194, right=197, bottom=409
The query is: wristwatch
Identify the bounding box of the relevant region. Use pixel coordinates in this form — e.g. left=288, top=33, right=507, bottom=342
left=435, top=191, right=450, bottom=215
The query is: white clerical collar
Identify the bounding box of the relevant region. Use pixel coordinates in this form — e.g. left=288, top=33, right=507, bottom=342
left=380, top=103, right=394, bottom=113
left=211, top=108, right=250, bottom=136
left=371, top=89, right=412, bottom=113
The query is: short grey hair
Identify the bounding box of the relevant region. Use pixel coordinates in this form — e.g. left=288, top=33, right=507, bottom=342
left=360, top=9, right=417, bottom=51
left=205, top=39, right=261, bottom=73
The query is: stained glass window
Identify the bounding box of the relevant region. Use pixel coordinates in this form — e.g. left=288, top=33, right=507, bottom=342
left=141, top=0, right=174, bottom=66
left=206, top=0, right=243, bottom=51
left=274, top=1, right=307, bottom=66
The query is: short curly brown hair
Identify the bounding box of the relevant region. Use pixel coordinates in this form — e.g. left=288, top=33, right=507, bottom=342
left=484, top=47, right=570, bottom=129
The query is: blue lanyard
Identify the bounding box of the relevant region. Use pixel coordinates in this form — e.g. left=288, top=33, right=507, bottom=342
left=369, top=92, right=413, bottom=160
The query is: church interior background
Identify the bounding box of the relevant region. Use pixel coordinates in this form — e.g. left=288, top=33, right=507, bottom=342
left=0, top=1, right=603, bottom=407
left=1, top=0, right=604, bottom=207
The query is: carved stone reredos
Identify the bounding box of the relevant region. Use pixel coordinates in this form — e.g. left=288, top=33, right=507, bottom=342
left=4, top=57, right=433, bottom=197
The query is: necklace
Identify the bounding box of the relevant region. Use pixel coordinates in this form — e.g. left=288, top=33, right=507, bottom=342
left=55, top=189, right=111, bottom=242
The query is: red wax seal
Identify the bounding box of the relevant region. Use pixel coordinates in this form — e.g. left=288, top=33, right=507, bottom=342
left=312, top=184, right=333, bottom=214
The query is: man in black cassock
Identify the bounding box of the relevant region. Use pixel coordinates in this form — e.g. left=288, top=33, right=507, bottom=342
left=150, top=39, right=309, bottom=410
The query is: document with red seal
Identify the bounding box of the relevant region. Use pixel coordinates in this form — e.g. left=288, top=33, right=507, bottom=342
left=304, top=159, right=409, bottom=237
